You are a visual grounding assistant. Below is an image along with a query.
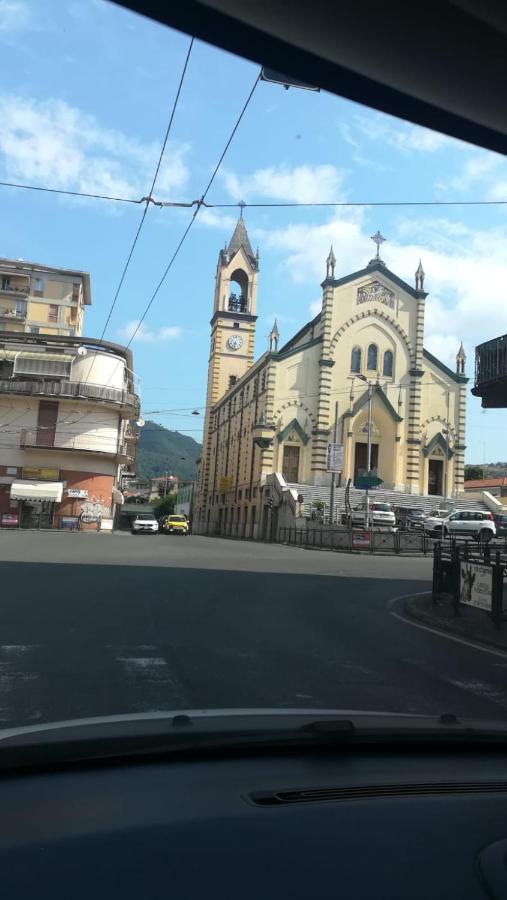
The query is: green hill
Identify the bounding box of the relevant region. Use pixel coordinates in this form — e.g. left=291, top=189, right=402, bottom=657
left=136, top=420, right=201, bottom=481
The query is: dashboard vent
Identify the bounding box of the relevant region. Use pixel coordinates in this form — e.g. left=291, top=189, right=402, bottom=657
left=249, top=781, right=507, bottom=807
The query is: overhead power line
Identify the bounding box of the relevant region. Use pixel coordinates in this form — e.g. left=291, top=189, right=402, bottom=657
left=123, top=68, right=262, bottom=350
left=2, top=179, right=507, bottom=209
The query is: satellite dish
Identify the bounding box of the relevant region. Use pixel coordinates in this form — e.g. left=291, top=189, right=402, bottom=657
left=77, top=346, right=87, bottom=356
left=136, top=418, right=145, bottom=427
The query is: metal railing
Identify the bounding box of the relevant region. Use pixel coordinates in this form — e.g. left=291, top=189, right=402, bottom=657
left=433, top=540, right=506, bottom=627
left=19, top=428, right=133, bottom=457
left=475, top=334, right=507, bottom=386
left=0, top=285, right=29, bottom=295
left=279, top=526, right=432, bottom=555
left=0, top=378, right=139, bottom=411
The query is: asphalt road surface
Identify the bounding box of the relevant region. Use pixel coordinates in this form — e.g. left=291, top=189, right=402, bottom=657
left=1, top=531, right=507, bottom=728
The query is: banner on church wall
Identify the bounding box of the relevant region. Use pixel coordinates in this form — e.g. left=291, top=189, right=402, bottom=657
left=326, top=443, right=344, bottom=472
left=219, top=475, right=233, bottom=492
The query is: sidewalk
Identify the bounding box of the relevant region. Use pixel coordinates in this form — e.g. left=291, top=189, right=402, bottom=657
left=404, top=592, right=507, bottom=653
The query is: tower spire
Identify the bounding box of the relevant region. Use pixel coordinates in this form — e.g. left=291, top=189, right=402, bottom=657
left=456, top=341, right=466, bottom=375
left=269, top=318, right=280, bottom=352
left=415, top=259, right=425, bottom=291
left=226, top=213, right=256, bottom=267
left=326, top=245, right=336, bottom=279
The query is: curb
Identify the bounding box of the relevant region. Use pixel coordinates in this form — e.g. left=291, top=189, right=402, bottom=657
left=403, top=592, right=507, bottom=654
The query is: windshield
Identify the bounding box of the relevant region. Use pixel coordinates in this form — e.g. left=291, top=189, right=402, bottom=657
left=0, top=0, right=506, bottom=744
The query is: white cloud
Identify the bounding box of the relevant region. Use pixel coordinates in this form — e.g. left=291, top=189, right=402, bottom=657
left=309, top=299, right=321, bottom=317
left=0, top=94, right=190, bottom=202
left=222, top=164, right=345, bottom=203
left=197, top=208, right=237, bottom=230
left=435, top=152, right=504, bottom=194
left=118, top=320, right=182, bottom=343
left=345, top=112, right=454, bottom=155
left=0, top=0, right=30, bottom=30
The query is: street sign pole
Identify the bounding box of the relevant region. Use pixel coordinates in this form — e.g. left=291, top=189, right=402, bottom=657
left=366, top=382, right=373, bottom=528
left=329, top=401, right=338, bottom=525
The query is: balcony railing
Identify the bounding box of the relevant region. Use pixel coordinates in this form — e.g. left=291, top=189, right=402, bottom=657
left=0, top=309, right=26, bottom=320
left=19, top=428, right=134, bottom=458
left=0, top=284, right=29, bottom=296
left=472, top=334, right=507, bottom=408
left=228, top=293, right=246, bottom=313
left=0, top=379, right=140, bottom=413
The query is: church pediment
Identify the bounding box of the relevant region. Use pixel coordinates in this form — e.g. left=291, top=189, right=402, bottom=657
left=344, top=385, right=402, bottom=423
left=276, top=418, right=310, bottom=445
left=423, top=432, right=454, bottom=459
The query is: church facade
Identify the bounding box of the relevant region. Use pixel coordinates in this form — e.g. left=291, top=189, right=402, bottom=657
left=194, top=218, right=467, bottom=537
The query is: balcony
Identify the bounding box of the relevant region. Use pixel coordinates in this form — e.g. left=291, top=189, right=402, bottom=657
left=0, top=309, right=26, bottom=322
left=228, top=293, right=246, bottom=313
left=472, top=334, right=507, bottom=408
left=0, top=284, right=29, bottom=297
left=0, top=379, right=140, bottom=416
left=19, top=428, right=134, bottom=459
left=252, top=420, right=276, bottom=448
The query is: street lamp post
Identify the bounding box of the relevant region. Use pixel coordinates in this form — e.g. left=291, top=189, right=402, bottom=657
left=350, top=374, right=373, bottom=527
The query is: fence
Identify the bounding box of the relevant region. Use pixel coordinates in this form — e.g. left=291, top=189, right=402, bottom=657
left=432, top=541, right=506, bottom=627
left=279, top=526, right=432, bottom=555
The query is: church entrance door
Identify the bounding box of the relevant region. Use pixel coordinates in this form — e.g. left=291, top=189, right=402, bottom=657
left=428, top=458, right=443, bottom=495
left=282, top=445, right=300, bottom=483
left=354, top=442, right=379, bottom=481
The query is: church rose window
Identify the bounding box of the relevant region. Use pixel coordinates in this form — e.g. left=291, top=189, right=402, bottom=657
left=351, top=347, right=361, bottom=372
left=367, top=343, right=378, bottom=370
left=383, top=349, right=393, bottom=376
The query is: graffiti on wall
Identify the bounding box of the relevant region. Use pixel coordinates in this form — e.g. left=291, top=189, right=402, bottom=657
left=79, top=499, right=111, bottom=524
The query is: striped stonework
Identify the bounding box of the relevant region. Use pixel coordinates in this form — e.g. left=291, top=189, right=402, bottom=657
left=312, top=284, right=334, bottom=473
left=405, top=296, right=425, bottom=488
left=454, top=381, right=467, bottom=493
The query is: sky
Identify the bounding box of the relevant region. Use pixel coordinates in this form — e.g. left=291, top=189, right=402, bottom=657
left=0, top=0, right=506, bottom=464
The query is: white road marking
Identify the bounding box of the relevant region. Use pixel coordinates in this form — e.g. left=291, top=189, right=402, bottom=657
left=387, top=593, right=507, bottom=660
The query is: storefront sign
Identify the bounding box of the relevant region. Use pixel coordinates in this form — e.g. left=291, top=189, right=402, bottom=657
left=61, top=516, right=80, bottom=531
left=67, top=488, right=88, bottom=498
left=22, top=467, right=59, bottom=482
left=1, top=512, right=19, bottom=527
left=460, top=562, right=493, bottom=610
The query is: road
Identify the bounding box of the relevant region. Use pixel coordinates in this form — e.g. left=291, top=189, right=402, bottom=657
left=1, top=531, right=507, bottom=727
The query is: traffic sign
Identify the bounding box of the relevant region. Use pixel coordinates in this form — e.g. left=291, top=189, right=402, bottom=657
left=354, top=475, right=383, bottom=490
left=326, top=443, right=343, bottom=472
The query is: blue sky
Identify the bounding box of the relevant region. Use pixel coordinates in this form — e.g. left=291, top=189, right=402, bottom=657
left=1, top=0, right=507, bottom=464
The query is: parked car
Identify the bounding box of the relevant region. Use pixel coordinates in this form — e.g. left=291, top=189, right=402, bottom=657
left=394, top=507, right=427, bottom=530
left=442, top=509, right=496, bottom=542
left=131, top=513, right=159, bottom=535
left=344, top=501, right=396, bottom=529
left=493, top=513, right=507, bottom=537
left=161, top=514, right=189, bottom=535
left=423, top=509, right=452, bottom=534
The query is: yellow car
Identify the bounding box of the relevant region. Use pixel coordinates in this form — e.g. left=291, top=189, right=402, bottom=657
left=162, top=514, right=189, bottom=535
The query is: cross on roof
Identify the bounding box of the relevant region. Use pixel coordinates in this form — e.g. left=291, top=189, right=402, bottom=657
left=371, top=231, right=386, bottom=259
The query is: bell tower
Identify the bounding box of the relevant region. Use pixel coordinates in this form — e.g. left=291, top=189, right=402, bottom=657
left=197, top=215, right=259, bottom=514
left=207, top=211, right=258, bottom=406
left=207, top=210, right=259, bottom=407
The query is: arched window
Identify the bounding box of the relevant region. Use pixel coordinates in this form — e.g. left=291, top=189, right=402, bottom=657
left=350, top=347, right=361, bottom=373
left=383, top=349, right=393, bottom=377
left=228, top=269, right=248, bottom=313
left=367, top=343, right=378, bottom=371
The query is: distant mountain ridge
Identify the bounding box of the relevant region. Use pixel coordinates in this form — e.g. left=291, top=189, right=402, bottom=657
left=136, top=420, right=201, bottom=481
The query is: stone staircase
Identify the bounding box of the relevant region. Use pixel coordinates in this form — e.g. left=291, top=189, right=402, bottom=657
left=288, top=483, right=487, bottom=521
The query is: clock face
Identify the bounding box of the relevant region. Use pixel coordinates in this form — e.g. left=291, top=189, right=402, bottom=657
left=227, top=334, right=243, bottom=351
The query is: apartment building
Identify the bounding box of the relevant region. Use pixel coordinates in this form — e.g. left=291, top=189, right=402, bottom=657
left=0, top=257, right=91, bottom=337
left=0, top=331, right=140, bottom=530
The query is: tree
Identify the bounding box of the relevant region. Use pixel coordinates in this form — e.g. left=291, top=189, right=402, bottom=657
left=153, top=494, right=176, bottom=517
left=464, top=465, right=484, bottom=481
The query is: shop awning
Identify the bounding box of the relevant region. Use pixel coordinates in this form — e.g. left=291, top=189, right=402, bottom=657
left=10, top=481, right=63, bottom=502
